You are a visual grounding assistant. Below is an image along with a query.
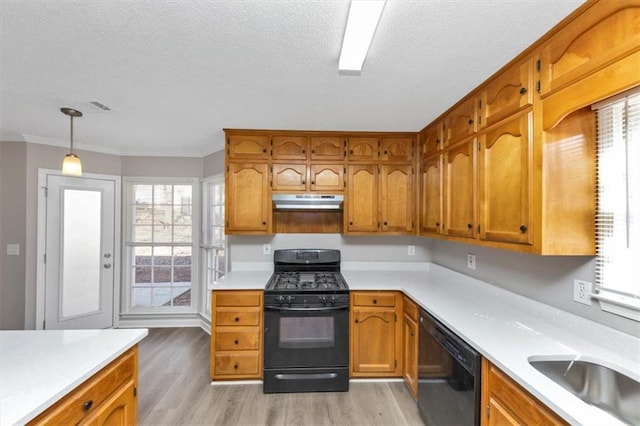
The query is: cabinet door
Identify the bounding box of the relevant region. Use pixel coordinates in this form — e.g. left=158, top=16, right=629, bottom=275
left=421, top=122, right=444, bottom=157
left=538, top=1, right=640, bottom=97
left=310, top=136, right=344, bottom=160
left=402, top=313, right=418, bottom=398
left=479, top=111, right=532, bottom=245
left=226, top=163, right=270, bottom=233
left=380, top=137, right=414, bottom=162
left=420, top=155, right=443, bottom=235
left=271, top=164, right=307, bottom=191
left=271, top=136, right=308, bottom=160
left=84, top=382, right=136, bottom=426
left=446, top=97, right=477, bottom=145
left=347, top=137, right=379, bottom=162
left=310, top=164, right=344, bottom=192
left=479, top=57, right=534, bottom=128
left=351, top=308, right=397, bottom=375
left=346, top=165, right=379, bottom=233
left=444, top=140, right=476, bottom=238
left=380, top=164, right=414, bottom=233
left=227, top=135, right=270, bottom=160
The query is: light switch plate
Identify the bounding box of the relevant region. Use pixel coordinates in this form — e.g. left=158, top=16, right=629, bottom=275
left=467, top=253, right=476, bottom=270
left=263, top=244, right=271, bottom=255
left=408, top=245, right=415, bottom=256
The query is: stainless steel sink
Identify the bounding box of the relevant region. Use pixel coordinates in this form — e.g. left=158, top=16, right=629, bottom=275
left=529, top=358, right=640, bottom=425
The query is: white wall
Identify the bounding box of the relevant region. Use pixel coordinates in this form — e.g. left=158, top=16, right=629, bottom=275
left=430, top=239, right=639, bottom=337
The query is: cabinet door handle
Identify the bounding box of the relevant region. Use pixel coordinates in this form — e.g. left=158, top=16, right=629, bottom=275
left=349, top=150, right=354, bottom=154
left=520, top=87, right=527, bottom=94
left=311, top=150, right=316, bottom=154
left=311, top=181, right=315, bottom=185
left=349, top=221, right=353, bottom=225
left=234, top=340, right=239, bottom=345
left=302, top=149, right=306, bottom=154
left=468, top=118, right=474, bottom=124
left=83, top=400, right=93, bottom=411
left=302, top=180, right=306, bottom=184
left=435, top=222, right=440, bottom=227
left=519, top=225, right=528, bottom=233
left=383, top=222, right=388, bottom=226
left=262, top=221, right=267, bottom=225
left=262, top=148, right=267, bottom=153
left=383, top=150, right=388, bottom=155
left=467, top=223, right=473, bottom=229
left=235, top=317, right=240, bottom=322
left=373, top=299, right=377, bottom=304
left=234, top=364, right=239, bottom=369
left=355, top=319, right=359, bottom=323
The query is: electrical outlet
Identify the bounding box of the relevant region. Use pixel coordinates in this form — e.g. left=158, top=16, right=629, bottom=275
left=408, top=245, right=415, bottom=256
left=573, top=279, right=592, bottom=305
left=263, top=244, right=271, bottom=255
left=467, top=253, right=476, bottom=270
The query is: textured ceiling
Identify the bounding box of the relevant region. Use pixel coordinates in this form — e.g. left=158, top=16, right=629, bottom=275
left=0, top=0, right=585, bottom=157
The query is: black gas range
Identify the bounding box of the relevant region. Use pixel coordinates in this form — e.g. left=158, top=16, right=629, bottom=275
left=263, top=249, right=349, bottom=393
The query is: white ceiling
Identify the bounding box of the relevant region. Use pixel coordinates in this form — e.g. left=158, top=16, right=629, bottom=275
left=0, top=0, right=585, bottom=157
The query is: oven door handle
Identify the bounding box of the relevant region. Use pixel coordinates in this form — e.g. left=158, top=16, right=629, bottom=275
left=265, top=305, right=349, bottom=312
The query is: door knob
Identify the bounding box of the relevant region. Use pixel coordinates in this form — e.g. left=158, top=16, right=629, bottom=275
left=103, top=263, right=112, bottom=269
left=104, top=253, right=111, bottom=258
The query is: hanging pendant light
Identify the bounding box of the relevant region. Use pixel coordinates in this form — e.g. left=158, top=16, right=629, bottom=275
left=61, top=107, right=83, bottom=176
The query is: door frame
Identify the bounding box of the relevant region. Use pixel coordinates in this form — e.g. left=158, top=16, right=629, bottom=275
left=36, top=168, right=122, bottom=330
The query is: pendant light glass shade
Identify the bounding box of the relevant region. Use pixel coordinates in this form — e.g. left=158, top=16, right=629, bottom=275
left=60, top=107, right=83, bottom=176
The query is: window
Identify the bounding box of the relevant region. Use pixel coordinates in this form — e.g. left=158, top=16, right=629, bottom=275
left=123, top=179, right=198, bottom=312
left=201, top=175, right=226, bottom=316
left=593, top=88, right=640, bottom=321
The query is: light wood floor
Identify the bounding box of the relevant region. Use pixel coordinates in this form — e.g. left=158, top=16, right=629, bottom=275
left=137, top=327, right=425, bottom=425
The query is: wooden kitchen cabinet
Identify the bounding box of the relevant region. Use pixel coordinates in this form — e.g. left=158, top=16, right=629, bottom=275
left=28, top=347, right=138, bottom=426
left=309, top=164, right=344, bottom=192
left=380, top=137, right=414, bottom=162
left=420, top=154, right=443, bottom=236
left=446, top=96, right=477, bottom=146
left=444, top=138, right=476, bottom=239
left=479, top=56, right=534, bottom=129
left=346, top=164, right=379, bottom=233
left=271, top=135, right=307, bottom=160
left=402, top=296, right=418, bottom=398
left=380, top=164, right=415, bottom=233
left=481, top=359, right=567, bottom=426
left=210, top=290, right=263, bottom=380
left=310, top=136, right=345, bottom=160
left=227, top=134, right=270, bottom=160
left=350, top=291, right=402, bottom=377
left=478, top=110, right=533, bottom=245
left=271, top=163, right=307, bottom=191
left=538, top=0, right=640, bottom=98
left=421, top=122, right=444, bottom=157
left=226, top=162, right=271, bottom=234
left=347, top=137, right=379, bottom=162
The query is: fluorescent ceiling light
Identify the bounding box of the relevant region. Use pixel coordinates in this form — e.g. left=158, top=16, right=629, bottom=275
left=339, top=0, right=386, bottom=72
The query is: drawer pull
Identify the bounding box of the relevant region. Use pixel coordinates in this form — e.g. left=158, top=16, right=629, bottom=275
left=234, top=340, right=239, bottom=345
left=373, top=299, right=377, bottom=304
left=234, top=364, right=239, bottom=369
left=83, top=400, right=93, bottom=411
left=235, top=317, right=240, bottom=322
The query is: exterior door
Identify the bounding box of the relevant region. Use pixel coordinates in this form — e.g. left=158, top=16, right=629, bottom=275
left=43, top=174, right=117, bottom=329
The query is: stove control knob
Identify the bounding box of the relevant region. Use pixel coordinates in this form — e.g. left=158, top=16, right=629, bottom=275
left=329, top=295, right=338, bottom=304
left=275, top=295, right=285, bottom=304
left=318, top=295, right=328, bottom=304
left=285, top=295, right=295, bottom=304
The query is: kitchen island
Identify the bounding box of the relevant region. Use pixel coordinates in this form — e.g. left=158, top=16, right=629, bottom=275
left=0, top=328, right=148, bottom=425
left=210, top=262, right=640, bottom=426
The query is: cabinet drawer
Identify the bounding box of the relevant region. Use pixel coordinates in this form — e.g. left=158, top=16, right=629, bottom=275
left=214, top=353, right=261, bottom=376
left=215, top=329, right=261, bottom=350
left=215, top=307, right=261, bottom=326
left=214, top=291, right=262, bottom=307
left=29, top=348, right=136, bottom=426
left=403, top=296, right=418, bottom=321
left=352, top=292, right=396, bottom=307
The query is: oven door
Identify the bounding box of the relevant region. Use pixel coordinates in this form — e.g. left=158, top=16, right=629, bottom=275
left=264, top=305, right=349, bottom=369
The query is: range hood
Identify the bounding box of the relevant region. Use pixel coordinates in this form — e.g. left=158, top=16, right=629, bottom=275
left=273, top=194, right=344, bottom=210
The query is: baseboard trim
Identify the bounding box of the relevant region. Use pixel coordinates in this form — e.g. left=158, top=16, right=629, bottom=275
left=118, top=317, right=202, bottom=328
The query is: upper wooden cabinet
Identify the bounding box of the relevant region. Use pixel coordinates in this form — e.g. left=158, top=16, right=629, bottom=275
left=380, top=164, right=415, bottom=233
left=310, top=164, right=344, bottom=192
left=421, top=122, right=444, bottom=157
left=310, top=136, right=345, bottom=160
left=538, top=0, right=640, bottom=98
left=226, top=163, right=271, bottom=234
left=444, top=139, right=476, bottom=239
left=346, top=164, right=379, bottom=233
left=479, top=56, right=534, bottom=129
left=380, top=137, right=414, bottom=162
left=479, top=110, right=533, bottom=245
left=420, top=154, right=443, bottom=236
left=271, top=135, right=307, bottom=160
left=227, top=134, right=270, bottom=160
left=446, top=96, right=477, bottom=145
left=347, top=137, right=379, bottom=162
left=271, top=163, right=306, bottom=191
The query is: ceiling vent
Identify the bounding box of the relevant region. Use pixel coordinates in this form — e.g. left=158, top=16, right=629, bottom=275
left=88, top=101, right=111, bottom=111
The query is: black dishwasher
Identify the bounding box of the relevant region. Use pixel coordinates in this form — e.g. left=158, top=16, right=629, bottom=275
left=418, top=308, right=481, bottom=425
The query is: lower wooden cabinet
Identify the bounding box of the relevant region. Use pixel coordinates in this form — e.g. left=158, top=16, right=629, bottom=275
left=481, top=359, right=567, bottom=425
left=28, top=346, right=138, bottom=426
left=350, top=291, right=402, bottom=377
left=210, top=290, right=263, bottom=380
left=402, top=296, right=418, bottom=398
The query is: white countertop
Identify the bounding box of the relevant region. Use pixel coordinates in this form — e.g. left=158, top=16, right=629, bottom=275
left=0, top=328, right=148, bottom=426
left=210, top=262, right=640, bottom=426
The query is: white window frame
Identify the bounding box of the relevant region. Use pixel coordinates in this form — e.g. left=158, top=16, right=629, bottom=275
left=122, top=177, right=200, bottom=314
left=200, top=174, right=227, bottom=318
left=591, top=87, right=640, bottom=321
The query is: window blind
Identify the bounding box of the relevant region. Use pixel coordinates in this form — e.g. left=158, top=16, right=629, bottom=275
left=593, top=88, right=640, bottom=318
